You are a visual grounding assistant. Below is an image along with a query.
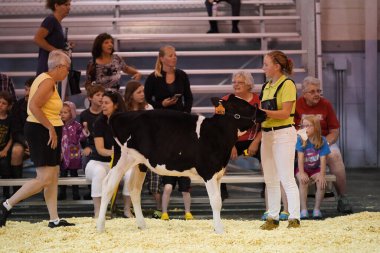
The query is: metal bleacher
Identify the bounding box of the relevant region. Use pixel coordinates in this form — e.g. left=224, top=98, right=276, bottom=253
left=0, top=0, right=322, bottom=217
left=0, top=0, right=317, bottom=114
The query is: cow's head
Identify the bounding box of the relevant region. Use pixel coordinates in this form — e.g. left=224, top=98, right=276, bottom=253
left=211, top=95, right=266, bottom=130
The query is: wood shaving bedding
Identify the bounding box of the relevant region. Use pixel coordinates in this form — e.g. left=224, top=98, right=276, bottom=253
left=0, top=212, right=379, bottom=253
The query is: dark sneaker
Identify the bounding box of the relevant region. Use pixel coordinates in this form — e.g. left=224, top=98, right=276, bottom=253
left=287, top=219, right=300, bottom=228
left=324, top=191, right=335, bottom=198
left=260, top=218, right=279, bottom=230
left=0, top=202, right=11, bottom=227
left=48, top=219, right=75, bottom=228
left=312, top=210, right=323, bottom=219
left=207, top=29, right=219, bottom=34
left=337, top=196, right=353, bottom=214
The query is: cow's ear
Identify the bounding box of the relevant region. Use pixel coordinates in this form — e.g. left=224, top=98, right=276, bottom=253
left=211, top=97, right=221, bottom=107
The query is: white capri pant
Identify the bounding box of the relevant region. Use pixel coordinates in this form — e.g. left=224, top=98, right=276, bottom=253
left=261, top=126, right=300, bottom=220
left=85, top=160, right=110, bottom=198
left=85, top=160, right=132, bottom=197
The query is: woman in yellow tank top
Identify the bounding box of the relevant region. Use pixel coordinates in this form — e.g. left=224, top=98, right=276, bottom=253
left=0, top=50, right=75, bottom=228
left=259, top=50, right=300, bottom=230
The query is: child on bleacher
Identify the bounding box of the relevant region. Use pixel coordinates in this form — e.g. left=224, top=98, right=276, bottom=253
left=58, top=101, right=87, bottom=200
left=296, top=115, right=331, bottom=219
left=0, top=91, right=13, bottom=199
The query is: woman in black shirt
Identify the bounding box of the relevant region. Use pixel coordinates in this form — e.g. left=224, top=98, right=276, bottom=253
left=85, top=91, right=125, bottom=218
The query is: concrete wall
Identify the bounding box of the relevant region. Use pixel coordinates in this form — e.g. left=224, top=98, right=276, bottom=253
left=319, top=0, right=379, bottom=168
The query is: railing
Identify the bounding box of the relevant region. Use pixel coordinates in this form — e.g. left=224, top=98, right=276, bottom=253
left=0, top=32, right=300, bottom=42
left=0, top=16, right=300, bottom=25
left=0, top=0, right=296, bottom=8
left=6, top=68, right=305, bottom=77
left=0, top=50, right=307, bottom=59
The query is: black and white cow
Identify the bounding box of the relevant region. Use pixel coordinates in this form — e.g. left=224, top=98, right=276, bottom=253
left=97, top=95, right=266, bottom=233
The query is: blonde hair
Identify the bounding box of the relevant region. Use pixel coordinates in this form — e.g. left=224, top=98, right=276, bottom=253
left=301, top=115, right=323, bottom=149
left=232, top=71, right=254, bottom=92
left=154, top=45, right=175, bottom=77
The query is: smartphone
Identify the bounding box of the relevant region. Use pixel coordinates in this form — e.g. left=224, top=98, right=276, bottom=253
left=172, top=94, right=182, bottom=99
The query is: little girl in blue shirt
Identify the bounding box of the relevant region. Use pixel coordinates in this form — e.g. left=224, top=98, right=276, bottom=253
left=296, top=115, right=331, bottom=219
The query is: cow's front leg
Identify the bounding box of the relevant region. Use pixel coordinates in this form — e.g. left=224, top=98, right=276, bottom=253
left=205, top=175, right=224, bottom=234
left=97, top=155, right=135, bottom=232
left=128, top=165, right=147, bottom=230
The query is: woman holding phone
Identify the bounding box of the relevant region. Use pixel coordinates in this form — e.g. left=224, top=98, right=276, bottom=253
left=144, top=45, right=193, bottom=113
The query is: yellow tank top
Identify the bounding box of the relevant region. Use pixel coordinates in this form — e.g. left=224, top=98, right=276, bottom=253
left=27, top=73, right=63, bottom=126
left=261, top=75, right=296, bottom=128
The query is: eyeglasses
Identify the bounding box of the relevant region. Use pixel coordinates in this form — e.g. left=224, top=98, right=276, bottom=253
left=305, top=89, right=322, bottom=95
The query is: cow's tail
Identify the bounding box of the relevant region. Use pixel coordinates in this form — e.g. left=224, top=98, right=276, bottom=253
left=114, top=137, right=130, bottom=155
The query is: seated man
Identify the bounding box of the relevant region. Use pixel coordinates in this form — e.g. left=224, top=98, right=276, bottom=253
left=295, top=76, right=353, bottom=214
left=205, top=0, right=241, bottom=33
left=10, top=78, right=34, bottom=193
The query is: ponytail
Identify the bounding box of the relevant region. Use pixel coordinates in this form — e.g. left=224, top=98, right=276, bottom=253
left=267, top=50, right=293, bottom=75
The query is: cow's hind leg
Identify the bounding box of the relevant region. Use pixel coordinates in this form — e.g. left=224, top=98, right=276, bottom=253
left=205, top=175, right=224, bottom=234
left=97, top=155, right=136, bottom=232
left=128, top=164, right=147, bottom=229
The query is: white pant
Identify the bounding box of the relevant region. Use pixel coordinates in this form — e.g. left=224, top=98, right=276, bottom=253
left=261, top=126, right=300, bottom=220
left=85, top=160, right=110, bottom=198
left=85, top=160, right=131, bottom=197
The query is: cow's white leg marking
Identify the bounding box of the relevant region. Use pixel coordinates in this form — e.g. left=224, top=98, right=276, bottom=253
left=97, top=153, right=136, bottom=232
left=195, top=116, right=205, bottom=138
left=128, top=164, right=147, bottom=230
left=205, top=175, right=224, bottom=234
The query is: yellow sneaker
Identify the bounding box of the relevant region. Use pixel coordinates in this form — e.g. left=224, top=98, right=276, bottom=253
left=184, top=212, right=194, bottom=220
left=161, top=212, right=169, bottom=221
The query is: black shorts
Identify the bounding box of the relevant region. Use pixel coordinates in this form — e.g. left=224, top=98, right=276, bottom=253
left=24, top=122, right=62, bottom=167
left=162, top=176, right=191, bottom=192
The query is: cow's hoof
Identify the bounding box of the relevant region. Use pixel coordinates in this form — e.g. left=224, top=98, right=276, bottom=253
left=214, top=226, right=224, bottom=234
left=96, top=221, right=105, bottom=233
left=137, top=223, right=147, bottom=230
left=137, top=221, right=146, bottom=230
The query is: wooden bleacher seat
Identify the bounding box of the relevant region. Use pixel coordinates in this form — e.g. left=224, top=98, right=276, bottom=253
left=0, top=174, right=336, bottom=187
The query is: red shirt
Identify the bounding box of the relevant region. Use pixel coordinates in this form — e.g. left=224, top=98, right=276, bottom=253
left=295, top=97, right=340, bottom=136
left=222, top=93, right=260, bottom=141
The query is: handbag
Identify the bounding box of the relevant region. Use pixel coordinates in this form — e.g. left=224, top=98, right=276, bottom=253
left=68, top=67, right=82, bottom=95
left=65, top=27, right=82, bottom=95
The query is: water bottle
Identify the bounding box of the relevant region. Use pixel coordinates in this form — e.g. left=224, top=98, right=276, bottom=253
left=212, top=1, right=218, bottom=17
